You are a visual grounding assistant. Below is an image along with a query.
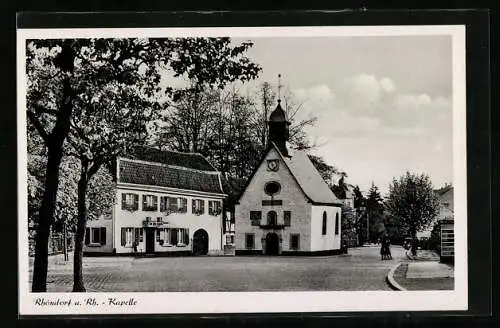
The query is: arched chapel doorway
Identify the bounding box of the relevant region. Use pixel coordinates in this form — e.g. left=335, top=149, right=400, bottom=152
left=265, top=232, right=280, bottom=255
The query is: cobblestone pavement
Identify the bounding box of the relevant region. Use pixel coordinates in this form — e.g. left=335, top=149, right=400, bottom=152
left=28, top=246, right=405, bottom=292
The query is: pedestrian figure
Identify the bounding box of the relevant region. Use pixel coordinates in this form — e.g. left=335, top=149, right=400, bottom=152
left=342, top=240, right=349, bottom=254
left=385, top=239, right=393, bottom=260
left=380, top=239, right=388, bottom=260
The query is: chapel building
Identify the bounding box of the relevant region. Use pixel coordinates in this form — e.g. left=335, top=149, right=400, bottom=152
left=235, top=100, right=343, bottom=255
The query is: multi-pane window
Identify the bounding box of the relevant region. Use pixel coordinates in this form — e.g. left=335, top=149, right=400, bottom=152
left=142, top=195, right=158, bottom=211
left=192, top=199, right=205, bottom=215
left=160, top=197, right=188, bottom=213
left=158, top=228, right=169, bottom=245
left=85, top=227, right=106, bottom=246
left=208, top=200, right=222, bottom=216
left=290, top=234, right=300, bottom=250
left=119, top=227, right=143, bottom=247
left=322, top=211, right=327, bottom=235
left=250, top=211, right=262, bottom=226
left=335, top=213, right=339, bottom=235
left=121, top=193, right=139, bottom=211
left=284, top=211, right=291, bottom=227
left=134, top=228, right=144, bottom=243
left=158, top=228, right=189, bottom=246
left=245, top=233, right=255, bottom=249
left=121, top=227, right=134, bottom=247
left=177, top=228, right=189, bottom=245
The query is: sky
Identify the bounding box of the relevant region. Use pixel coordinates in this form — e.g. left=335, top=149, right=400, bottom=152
left=233, top=36, right=454, bottom=195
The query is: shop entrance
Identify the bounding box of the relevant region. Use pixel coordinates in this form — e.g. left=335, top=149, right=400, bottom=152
left=145, top=228, right=155, bottom=254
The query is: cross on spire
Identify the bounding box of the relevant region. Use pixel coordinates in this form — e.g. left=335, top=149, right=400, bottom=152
left=278, top=73, right=282, bottom=101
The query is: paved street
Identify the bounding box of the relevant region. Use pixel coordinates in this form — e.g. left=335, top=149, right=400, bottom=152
left=29, top=246, right=405, bottom=292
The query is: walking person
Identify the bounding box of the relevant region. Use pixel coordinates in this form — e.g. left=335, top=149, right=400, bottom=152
left=386, top=239, right=393, bottom=260
left=380, top=239, right=387, bottom=260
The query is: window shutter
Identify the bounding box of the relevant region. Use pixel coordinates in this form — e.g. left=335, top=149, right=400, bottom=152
left=181, top=198, right=187, bottom=212
left=134, top=228, right=140, bottom=243
left=133, top=194, right=139, bottom=210
left=192, top=200, right=196, bottom=213
left=153, top=196, right=158, bottom=210
left=201, top=200, right=205, bottom=214
left=184, top=230, right=189, bottom=245
left=121, top=228, right=126, bottom=246
left=100, top=227, right=106, bottom=245
left=171, top=229, right=178, bottom=245
left=142, top=195, right=147, bottom=210
left=85, top=228, right=90, bottom=245
left=121, top=194, right=127, bottom=209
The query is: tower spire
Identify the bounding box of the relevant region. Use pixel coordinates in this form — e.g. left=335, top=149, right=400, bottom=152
left=278, top=73, right=282, bottom=101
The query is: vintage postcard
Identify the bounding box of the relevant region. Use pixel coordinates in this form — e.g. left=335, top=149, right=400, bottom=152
left=18, top=24, right=467, bottom=315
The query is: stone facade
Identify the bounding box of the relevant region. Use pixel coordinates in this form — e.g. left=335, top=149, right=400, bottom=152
left=235, top=147, right=311, bottom=253
left=235, top=146, right=342, bottom=255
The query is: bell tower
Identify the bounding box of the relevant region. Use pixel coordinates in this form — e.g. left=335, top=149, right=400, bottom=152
left=268, top=99, right=291, bottom=157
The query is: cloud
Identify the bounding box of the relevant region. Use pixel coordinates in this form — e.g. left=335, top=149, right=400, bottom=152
left=342, top=74, right=383, bottom=107
left=293, top=84, right=334, bottom=103
left=380, top=77, right=396, bottom=94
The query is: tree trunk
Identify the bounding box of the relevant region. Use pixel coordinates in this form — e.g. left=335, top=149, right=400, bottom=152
left=411, top=227, right=417, bottom=256
left=72, top=162, right=89, bottom=292
left=31, top=72, right=74, bottom=292
left=31, top=147, right=64, bottom=292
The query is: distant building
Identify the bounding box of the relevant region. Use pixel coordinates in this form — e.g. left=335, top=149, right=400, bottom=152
left=235, top=100, right=343, bottom=255
left=435, top=185, right=454, bottom=262
left=84, top=147, right=227, bottom=256
left=417, top=185, right=454, bottom=239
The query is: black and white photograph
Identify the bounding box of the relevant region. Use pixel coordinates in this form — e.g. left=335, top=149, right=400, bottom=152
left=18, top=24, right=468, bottom=315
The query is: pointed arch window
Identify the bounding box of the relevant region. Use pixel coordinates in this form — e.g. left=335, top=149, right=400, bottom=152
left=335, top=213, right=339, bottom=235
left=322, top=211, right=327, bottom=235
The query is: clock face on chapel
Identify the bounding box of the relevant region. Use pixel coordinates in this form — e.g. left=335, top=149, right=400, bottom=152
left=267, top=159, right=279, bottom=171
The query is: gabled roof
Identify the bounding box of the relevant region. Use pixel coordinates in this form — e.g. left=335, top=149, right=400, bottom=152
left=276, top=145, right=342, bottom=205
left=118, top=148, right=225, bottom=195
left=238, top=142, right=342, bottom=206
left=128, top=146, right=217, bottom=172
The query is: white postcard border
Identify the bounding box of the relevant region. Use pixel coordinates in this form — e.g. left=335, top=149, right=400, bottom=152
left=18, top=24, right=467, bottom=315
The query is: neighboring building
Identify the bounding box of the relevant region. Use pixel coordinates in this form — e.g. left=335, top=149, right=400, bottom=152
left=235, top=100, right=343, bottom=255
left=417, top=185, right=454, bottom=239
left=220, top=174, right=245, bottom=255
left=435, top=185, right=454, bottom=262
left=84, top=147, right=227, bottom=256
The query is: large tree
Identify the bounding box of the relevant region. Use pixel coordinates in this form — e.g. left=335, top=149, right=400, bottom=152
left=385, top=171, right=440, bottom=255
left=366, top=183, right=385, bottom=242
left=153, top=81, right=318, bottom=183
left=27, top=37, right=261, bottom=292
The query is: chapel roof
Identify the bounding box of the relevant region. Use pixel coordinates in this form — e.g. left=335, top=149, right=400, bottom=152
left=272, top=143, right=342, bottom=205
